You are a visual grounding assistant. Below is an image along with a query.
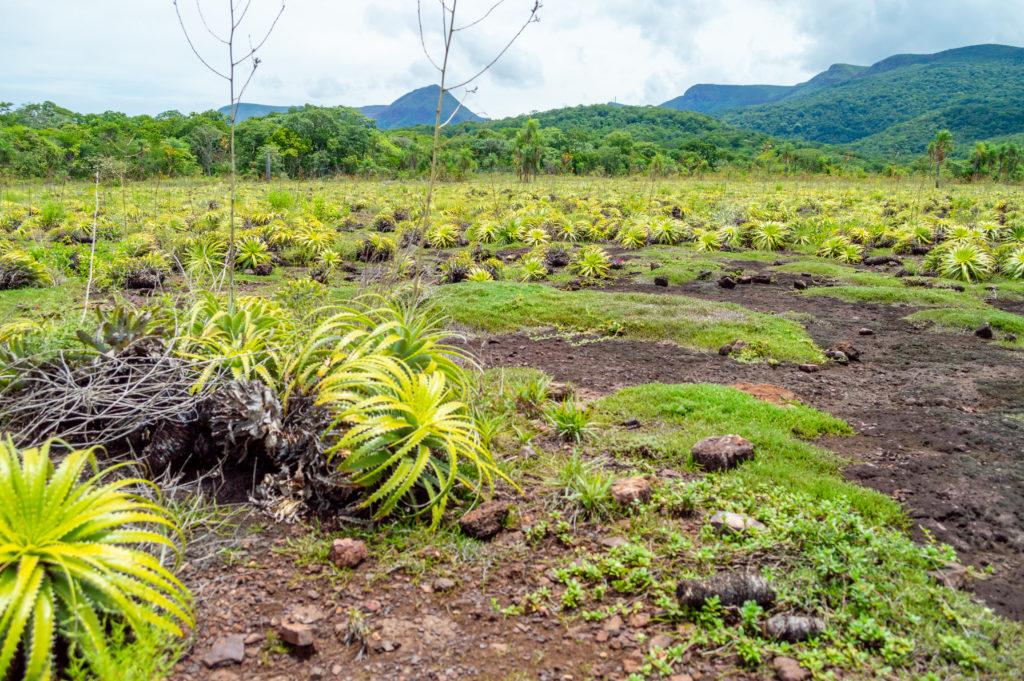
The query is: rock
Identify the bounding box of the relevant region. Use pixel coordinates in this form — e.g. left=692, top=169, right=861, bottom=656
left=278, top=621, right=315, bottom=648
left=975, top=322, right=993, bottom=339
left=648, top=633, right=674, bottom=650
left=737, top=274, right=753, bottom=285
left=765, top=615, right=825, bottom=642
left=773, top=656, right=810, bottom=681
left=654, top=276, right=669, bottom=287
left=709, top=511, right=766, bottom=534
left=329, top=538, right=367, bottom=569
left=253, top=262, right=274, bottom=276
left=628, top=611, right=651, bottom=628
left=720, top=339, right=748, bottom=356
left=986, top=285, right=999, bottom=292
left=1006, top=333, right=1018, bottom=343
left=691, top=435, right=755, bottom=472
left=518, top=445, right=537, bottom=459
left=858, top=327, right=874, bottom=336
left=952, top=284, right=965, bottom=292
left=825, top=349, right=849, bottom=364
left=864, top=256, right=901, bottom=266
left=697, top=270, right=713, bottom=280
left=602, top=615, right=624, bottom=634
left=670, top=675, right=694, bottom=681
left=201, top=634, right=246, bottom=668
left=459, top=500, right=509, bottom=540
left=752, top=274, right=772, bottom=284
left=611, top=476, right=652, bottom=505
left=928, top=561, right=969, bottom=589
left=797, top=363, right=821, bottom=373
left=290, top=604, right=326, bottom=624
left=309, top=666, right=326, bottom=681
left=717, top=275, right=737, bottom=289
left=677, top=572, right=775, bottom=609
left=829, top=342, right=860, bottom=361
left=793, top=280, right=807, bottom=290
left=622, top=418, right=642, bottom=429
left=601, top=536, right=628, bottom=549
left=718, top=344, right=734, bottom=356
left=729, top=383, right=799, bottom=406
left=209, top=670, right=240, bottom=681
left=433, top=577, right=457, bottom=592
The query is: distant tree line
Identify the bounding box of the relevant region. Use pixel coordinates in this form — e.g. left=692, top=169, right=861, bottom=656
left=0, top=101, right=1018, bottom=183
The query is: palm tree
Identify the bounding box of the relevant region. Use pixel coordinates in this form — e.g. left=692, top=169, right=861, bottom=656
left=970, top=142, right=989, bottom=182
left=928, top=130, right=954, bottom=188
left=515, top=118, right=542, bottom=182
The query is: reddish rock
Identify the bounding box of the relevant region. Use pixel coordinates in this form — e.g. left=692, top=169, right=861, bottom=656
left=773, top=656, right=810, bottom=681
left=691, top=434, right=755, bottom=472
left=611, top=476, right=652, bottom=505
left=201, top=634, right=245, bottom=668
left=459, top=500, right=509, bottom=540
left=329, top=538, right=367, bottom=569
left=797, top=363, right=821, bottom=373
left=729, top=383, right=800, bottom=406
left=278, top=621, right=315, bottom=648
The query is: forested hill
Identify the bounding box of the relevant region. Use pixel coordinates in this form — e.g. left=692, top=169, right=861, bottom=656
left=220, top=85, right=482, bottom=128
left=663, top=44, right=1024, bottom=157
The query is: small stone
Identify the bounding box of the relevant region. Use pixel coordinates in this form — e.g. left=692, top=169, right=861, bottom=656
left=601, top=536, right=628, bottom=549
left=628, top=611, right=651, bottom=628
left=278, top=621, right=315, bottom=648
left=648, top=634, right=674, bottom=650
left=669, top=675, right=694, bottom=681
left=309, top=666, right=326, bottom=681
left=459, top=500, right=509, bottom=540
left=858, top=327, right=874, bottom=336
left=290, top=604, right=326, bottom=624
left=765, top=615, right=826, bottom=642
left=691, top=435, right=755, bottom=472
left=697, top=269, right=713, bottom=280
left=654, top=276, right=669, bottom=287
left=622, top=658, right=643, bottom=674
left=1006, top=333, right=1018, bottom=343
left=201, top=634, right=246, bottom=668
left=985, top=285, right=999, bottom=291
left=975, top=322, right=993, bottom=339
left=797, top=363, right=821, bottom=373
left=433, top=577, right=457, bottom=592
left=709, top=511, right=766, bottom=534
left=828, top=342, right=860, bottom=361
left=737, top=274, right=753, bottom=285
left=602, top=615, right=624, bottom=634
left=793, top=280, right=807, bottom=290
left=610, top=476, right=652, bottom=505
left=773, top=655, right=810, bottom=681
left=490, top=642, right=509, bottom=653
left=718, top=344, right=734, bottom=356
left=752, top=274, right=772, bottom=284
left=622, top=418, right=642, bottom=429
left=329, top=538, right=367, bottom=569
left=825, top=349, right=849, bottom=364
left=717, top=275, right=737, bottom=289
left=928, top=561, right=969, bottom=589
left=518, top=445, right=537, bottom=459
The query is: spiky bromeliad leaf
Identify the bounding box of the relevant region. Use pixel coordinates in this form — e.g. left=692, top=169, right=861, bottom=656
left=0, top=438, right=192, bottom=680
left=939, top=243, right=993, bottom=282
left=325, top=363, right=508, bottom=529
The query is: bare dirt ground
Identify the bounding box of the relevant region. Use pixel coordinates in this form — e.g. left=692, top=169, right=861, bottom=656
left=461, top=268, right=1024, bottom=621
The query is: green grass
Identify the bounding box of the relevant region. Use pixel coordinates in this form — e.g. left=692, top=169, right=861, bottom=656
left=906, top=307, right=1024, bottom=346
left=432, top=281, right=824, bottom=363
left=591, top=383, right=902, bottom=525
left=803, top=284, right=990, bottom=308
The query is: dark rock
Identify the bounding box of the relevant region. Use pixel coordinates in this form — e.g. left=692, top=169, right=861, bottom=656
left=772, top=656, right=810, bottom=681
left=952, top=284, right=965, bottom=292
left=829, top=342, right=860, bottom=361
left=857, top=328, right=874, bottom=336
left=793, top=280, right=807, bottom=290
left=459, top=500, right=509, bottom=540
left=752, top=274, right=772, bottom=284
left=894, top=268, right=909, bottom=277
left=201, top=634, right=246, bottom=668
left=737, top=274, right=753, bottom=285
left=864, top=256, right=901, bottom=266
left=825, top=349, right=849, bottom=364
left=985, top=285, right=999, bottom=292
left=649, top=262, right=660, bottom=271
left=765, top=615, right=826, bottom=642
left=975, top=322, right=993, bottom=339
left=697, top=269, right=713, bottom=280
left=654, top=276, right=669, bottom=287
left=1006, top=334, right=1018, bottom=343
left=622, top=418, right=642, bottom=430
left=691, top=435, right=755, bottom=472
left=911, top=244, right=932, bottom=255
left=797, top=363, right=821, bottom=373
left=676, top=572, right=775, bottom=609
left=800, top=272, right=813, bottom=278
left=329, top=538, right=367, bottom=569
left=717, top=275, right=736, bottom=289
left=610, top=476, right=652, bottom=505
left=718, top=344, right=734, bottom=356
left=253, top=262, right=274, bottom=276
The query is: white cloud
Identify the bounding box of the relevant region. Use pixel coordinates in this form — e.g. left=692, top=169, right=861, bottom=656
left=1, top=0, right=1021, bottom=118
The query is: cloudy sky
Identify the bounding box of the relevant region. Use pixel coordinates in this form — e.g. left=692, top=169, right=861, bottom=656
left=3, top=1, right=1022, bottom=119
